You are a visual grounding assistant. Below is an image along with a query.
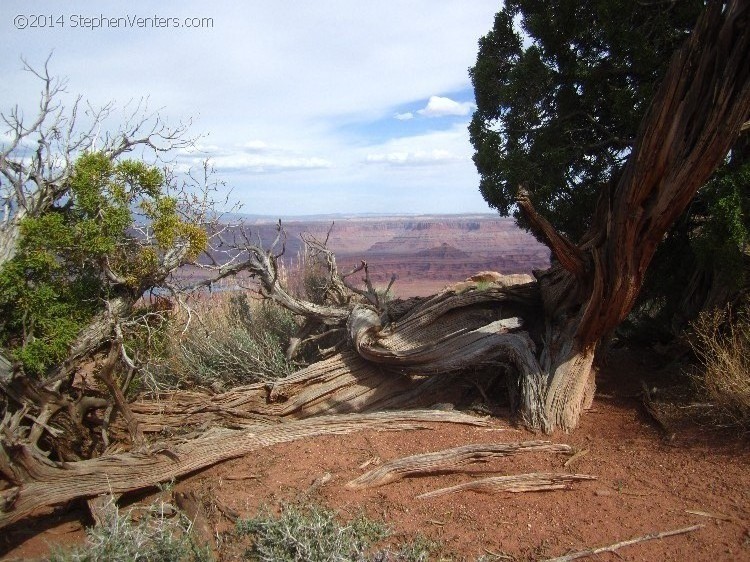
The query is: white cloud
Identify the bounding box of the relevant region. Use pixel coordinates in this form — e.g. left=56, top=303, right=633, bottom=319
left=360, top=122, right=472, bottom=168
left=177, top=138, right=332, bottom=174
left=394, top=112, right=414, bottom=121
left=366, top=149, right=458, bottom=166
left=0, top=0, right=499, bottom=214
left=417, top=96, right=475, bottom=118
left=240, top=140, right=270, bottom=152
left=211, top=154, right=332, bottom=173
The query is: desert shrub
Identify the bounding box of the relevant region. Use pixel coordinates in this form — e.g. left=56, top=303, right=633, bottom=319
left=289, top=239, right=342, bottom=306
left=689, top=305, right=750, bottom=428
left=49, top=497, right=212, bottom=562
left=301, top=261, right=331, bottom=305
left=236, top=502, right=388, bottom=562
left=234, top=502, right=437, bottom=562
left=160, top=292, right=298, bottom=390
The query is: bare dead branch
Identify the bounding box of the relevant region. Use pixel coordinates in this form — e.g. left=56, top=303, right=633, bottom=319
left=0, top=410, right=487, bottom=530
left=346, top=441, right=573, bottom=489
left=95, top=346, right=143, bottom=447
left=516, top=184, right=586, bottom=278
left=417, top=472, right=596, bottom=499
left=542, top=525, right=703, bottom=562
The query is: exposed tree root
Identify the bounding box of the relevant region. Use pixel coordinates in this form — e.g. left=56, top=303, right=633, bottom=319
left=416, top=472, right=596, bottom=499
left=346, top=441, right=572, bottom=489
left=0, top=410, right=486, bottom=530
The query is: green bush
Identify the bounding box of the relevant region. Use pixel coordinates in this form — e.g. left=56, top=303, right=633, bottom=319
left=236, top=503, right=386, bottom=562
left=51, top=498, right=437, bottom=562
left=235, top=502, right=435, bottom=562
left=0, top=152, right=206, bottom=376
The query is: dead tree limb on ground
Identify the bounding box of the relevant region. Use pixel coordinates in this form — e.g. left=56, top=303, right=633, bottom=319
left=542, top=524, right=703, bottom=562
left=417, top=472, right=596, bottom=498
left=0, top=410, right=486, bottom=530
left=346, top=441, right=572, bottom=489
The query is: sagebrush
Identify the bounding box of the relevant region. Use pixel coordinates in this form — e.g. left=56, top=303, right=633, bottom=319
left=49, top=497, right=212, bottom=562
left=235, top=502, right=435, bottom=562
left=160, top=293, right=298, bottom=390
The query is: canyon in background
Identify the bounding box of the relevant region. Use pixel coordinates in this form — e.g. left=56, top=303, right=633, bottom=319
left=203, top=214, right=550, bottom=297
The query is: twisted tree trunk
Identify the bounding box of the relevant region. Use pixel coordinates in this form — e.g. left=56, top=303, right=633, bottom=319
left=240, top=0, right=748, bottom=432
left=520, top=0, right=750, bottom=430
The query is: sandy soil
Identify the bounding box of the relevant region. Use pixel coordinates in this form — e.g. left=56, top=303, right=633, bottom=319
left=2, top=349, right=748, bottom=561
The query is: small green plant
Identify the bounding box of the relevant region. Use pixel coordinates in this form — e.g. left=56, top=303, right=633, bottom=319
left=234, top=502, right=438, bottom=562
left=49, top=497, right=212, bottom=562
left=474, top=281, right=494, bottom=292
left=236, top=502, right=388, bottom=562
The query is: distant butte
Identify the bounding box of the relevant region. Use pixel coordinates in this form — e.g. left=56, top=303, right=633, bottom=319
left=415, top=243, right=470, bottom=259
left=193, top=214, right=550, bottom=297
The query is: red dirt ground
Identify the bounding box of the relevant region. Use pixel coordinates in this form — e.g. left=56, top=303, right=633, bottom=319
left=2, top=348, right=749, bottom=561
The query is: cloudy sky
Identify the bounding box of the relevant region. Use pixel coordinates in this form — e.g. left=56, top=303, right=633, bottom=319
left=0, top=1, right=501, bottom=216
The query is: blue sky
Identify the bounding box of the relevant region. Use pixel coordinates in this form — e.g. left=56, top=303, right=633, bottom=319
left=0, top=1, right=501, bottom=216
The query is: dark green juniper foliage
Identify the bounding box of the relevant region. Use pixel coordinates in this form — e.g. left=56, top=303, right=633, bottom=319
left=470, top=0, right=748, bottom=333
left=0, top=152, right=206, bottom=376
left=639, top=158, right=750, bottom=335
left=470, top=0, right=703, bottom=239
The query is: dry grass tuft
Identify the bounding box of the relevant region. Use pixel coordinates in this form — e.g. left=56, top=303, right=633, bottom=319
left=159, top=293, right=299, bottom=390
left=688, top=305, right=750, bottom=428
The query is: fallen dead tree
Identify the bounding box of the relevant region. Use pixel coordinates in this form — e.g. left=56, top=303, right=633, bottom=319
left=346, top=441, right=572, bottom=489
left=0, top=410, right=486, bottom=530
left=123, top=280, right=538, bottom=434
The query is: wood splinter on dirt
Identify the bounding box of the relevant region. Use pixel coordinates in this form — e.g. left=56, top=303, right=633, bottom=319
left=563, top=448, right=589, bottom=469
left=685, top=509, right=736, bottom=522
left=542, top=524, right=703, bottom=562
left=417, top=472, right=596, bottom=499
left=346, top=441, right=573, bottom=489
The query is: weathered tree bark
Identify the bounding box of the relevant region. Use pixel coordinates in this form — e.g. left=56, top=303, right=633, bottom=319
left=518, top=0, right=750, bottom=430
left=0, top=410, right=485, bottom=530
left=416, top=472, right=597, bottom=499
left=346, top=441, right=572, bottom=489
